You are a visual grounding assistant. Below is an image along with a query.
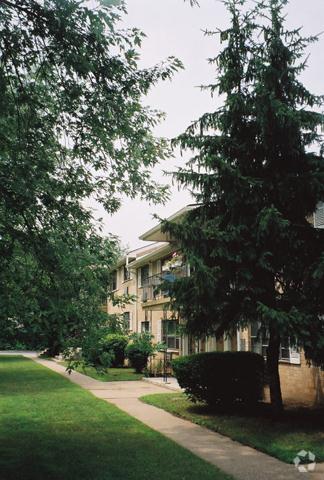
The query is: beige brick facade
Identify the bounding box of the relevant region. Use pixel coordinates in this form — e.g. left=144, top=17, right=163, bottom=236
left=106, top=206, right=324, bottom=407
left=273, top=353, right=324, bottom=406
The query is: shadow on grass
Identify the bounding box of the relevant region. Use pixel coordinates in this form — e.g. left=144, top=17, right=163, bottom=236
left=1, top=414, right=188, bottom=480
left=0, top=356, right=228, bottom=480
left=0, top=404, right=225, bottom=480
left=186, top=400, right=324, bottom=429
left=141, top=392, right=324, bottom=464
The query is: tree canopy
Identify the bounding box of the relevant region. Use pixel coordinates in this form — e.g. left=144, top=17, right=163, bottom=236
left=0, top=0, right=181, bottom=353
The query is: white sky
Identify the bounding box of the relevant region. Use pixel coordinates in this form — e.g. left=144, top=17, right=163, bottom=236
left=95, top=0, right=324, bottom=250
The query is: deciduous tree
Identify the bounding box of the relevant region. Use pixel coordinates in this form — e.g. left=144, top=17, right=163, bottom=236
left=0, top=0, right=180, bottom=353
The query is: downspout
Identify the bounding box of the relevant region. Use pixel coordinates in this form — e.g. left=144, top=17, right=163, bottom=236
left=237, top=329, right=241, bottom=351
left=134, top=260, right=138, bottom=334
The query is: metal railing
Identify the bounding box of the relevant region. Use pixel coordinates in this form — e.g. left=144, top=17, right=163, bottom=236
left=140, top=265, right=188, bottom=302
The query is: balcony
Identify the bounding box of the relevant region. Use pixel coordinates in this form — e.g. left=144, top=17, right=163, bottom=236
left=140, top=265, right=188, bottom=304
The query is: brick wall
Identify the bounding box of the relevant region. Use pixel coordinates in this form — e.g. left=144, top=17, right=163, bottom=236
left=264, top=352, right=324, bottom=407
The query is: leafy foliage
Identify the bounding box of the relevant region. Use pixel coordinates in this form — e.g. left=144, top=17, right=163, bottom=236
left=0, top=235, right=120, bottom=354
left=70, top=326, right=114, bottom=369
left=104, top=313, right=133, bottom=335
left=165, top=0, right=324, bottom=410
left=103, top=333, right=128, bottom=367
left=0, top=0, right=181, bottom=352
left=126, top=332, right=159, bottom=373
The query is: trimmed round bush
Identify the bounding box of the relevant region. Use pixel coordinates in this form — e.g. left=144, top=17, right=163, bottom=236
left=102, top=334, right=128, bottom=367
left=126, top=344, right=148, bottom=373
left=172, top=351, right=264, bottom=406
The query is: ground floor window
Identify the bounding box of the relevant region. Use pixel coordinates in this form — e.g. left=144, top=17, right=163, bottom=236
left=279, top=337, right=300, bottom=364
left=123, top=312, right=130, bottom=331
left=250, top=323, right=269, bottom=357
left=280, top=337, right=290, bottom=361
left=110, top=270, right=117, bottom=291
left=141, top=321, right=150, bottom=333
left=188, top=335, right=196, bottom=355
left=162, top=319, right=180, bottom=350
left=250, top=323, right=300, bottom=364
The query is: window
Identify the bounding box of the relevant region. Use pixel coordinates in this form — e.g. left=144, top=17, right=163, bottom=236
left=250, top=324, right=300, bottom=364
left=279, top=337, right=300, bottom=364
left=280, top=337, right=290, bottom=361
left=110, top=270, right=117, bottom=291
left=140, top=265, right=149, bottom=287
left=123, top=312, right=130, bottom=331
left=123, top=265, right=131, bottom=281
left=314, top=202, right=324, bottom=228
left=100, top=296, right=108, bottom=310
left=250, top=323, right=269, bottom=358
left=141, top=321, right=150, bottom=333
left=240, top=338, right=247, bottom=351
left=162, top=319, right=180, bottom=350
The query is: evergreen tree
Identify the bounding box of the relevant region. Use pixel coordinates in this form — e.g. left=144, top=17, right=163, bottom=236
left=167, top=0, right=324, bottom=412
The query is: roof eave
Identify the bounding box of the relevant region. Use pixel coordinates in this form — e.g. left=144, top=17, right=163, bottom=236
left=139, top=204, right=197, bottom=242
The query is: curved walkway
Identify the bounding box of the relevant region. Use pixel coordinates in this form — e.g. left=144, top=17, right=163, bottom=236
left=22, top=355, right=322, bottom=480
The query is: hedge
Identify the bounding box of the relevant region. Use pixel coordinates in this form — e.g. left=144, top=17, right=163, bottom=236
left=172, top=351, right=264, bottom=406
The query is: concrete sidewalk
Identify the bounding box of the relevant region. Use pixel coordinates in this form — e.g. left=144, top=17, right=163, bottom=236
left=143, top=376, right=182, bottom=391
left=29, top=356, right=322, bottom=480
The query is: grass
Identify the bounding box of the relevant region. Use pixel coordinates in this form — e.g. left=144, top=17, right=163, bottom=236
left=0, top=356, right=232, bottom=480
left=140, top=392, right=324, bottom=464
left=60, top=362, right=143, bottom=382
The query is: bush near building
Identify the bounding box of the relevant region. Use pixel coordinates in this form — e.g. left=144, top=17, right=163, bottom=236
left=102, top=334, right=128, bottom=367
left=126, top=333, right=157, bottom=373
left=70, top=331, right=128, bottom=370
left=173, top=352, right=265, bottom=406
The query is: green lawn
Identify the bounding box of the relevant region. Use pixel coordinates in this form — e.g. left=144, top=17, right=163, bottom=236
left=60, top=362, right=143, bottom=382
left=0, top=356, right=232, bottom=480
left=141, top=393, right=324, bottom=464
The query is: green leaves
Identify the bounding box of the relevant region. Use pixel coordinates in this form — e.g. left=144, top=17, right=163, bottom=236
left=0, top=0, right=181, bottom=352
left=166, top=0, right=324, bottom=366
left=220, top=30, right=229, bottom=43
left=99, top=0, right=123, bottom=7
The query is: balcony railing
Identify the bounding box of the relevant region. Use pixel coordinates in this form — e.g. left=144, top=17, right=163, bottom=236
left=140, top=265, right=188, bottom=303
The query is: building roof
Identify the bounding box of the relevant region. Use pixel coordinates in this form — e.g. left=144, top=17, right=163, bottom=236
left=115, top=243, right=160, bottom=268
left=128, top=243, right=172, bottom=269
left=139, top=204, right=197, bottom=242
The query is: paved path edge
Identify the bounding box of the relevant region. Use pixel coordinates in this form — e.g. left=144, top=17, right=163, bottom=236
left=24, top=355, right=319, bottom=480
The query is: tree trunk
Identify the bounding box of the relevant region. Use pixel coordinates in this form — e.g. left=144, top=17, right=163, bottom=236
left=267, top=324, right=283, bottom=415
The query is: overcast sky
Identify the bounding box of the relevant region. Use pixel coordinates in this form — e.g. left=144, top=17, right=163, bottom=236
left=95, top=0, right=324, bottom=250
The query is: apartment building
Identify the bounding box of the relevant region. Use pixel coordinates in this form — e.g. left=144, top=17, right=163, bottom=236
left=107, top=244, right=160, bottom=332
left=107, top=204, right=324, bottom=406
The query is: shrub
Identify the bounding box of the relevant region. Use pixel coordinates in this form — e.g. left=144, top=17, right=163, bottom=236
left=126, top=333, right=156, bottom=373
left=101, top=334, right=128, bottom=367
left=172, top=351, right=265, bottom=406
left=80, top=329, right=115, bottom=369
